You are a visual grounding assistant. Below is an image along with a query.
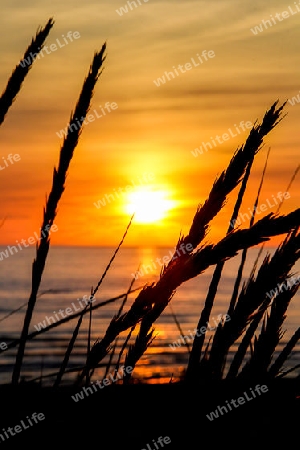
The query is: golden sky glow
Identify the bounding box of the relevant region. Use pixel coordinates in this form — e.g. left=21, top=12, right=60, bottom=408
left=125, top=187, right=177, bottom=224
left=0, top=0, right=300, bottom=247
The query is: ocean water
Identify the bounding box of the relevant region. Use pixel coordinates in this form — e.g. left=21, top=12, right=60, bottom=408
left=0, top=245, right=299, bottom=386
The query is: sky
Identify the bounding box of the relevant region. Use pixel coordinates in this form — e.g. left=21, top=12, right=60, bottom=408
left=0, top=0, right=300, bottom=247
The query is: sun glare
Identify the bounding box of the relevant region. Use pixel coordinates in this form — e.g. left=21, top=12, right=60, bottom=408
left=125, top=188, right=176, bottom=224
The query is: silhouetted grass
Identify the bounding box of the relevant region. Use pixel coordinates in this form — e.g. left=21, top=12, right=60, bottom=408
left=240, top=281, right=300, bottom=379
left=0, top=18, right=54, bottom=126
left=186, top=102, right=286, bottom=380
left=12, top=43, right=107, bottom=384
left=227, top=147, right=271, bottom=317
left=206, top=229, right=300, bottom=380
left=1, top=21, right=300, bottom=390
left=78, top=207, right=300, bottom=382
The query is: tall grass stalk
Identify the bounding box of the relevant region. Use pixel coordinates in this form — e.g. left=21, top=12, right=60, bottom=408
left=207, top=229, right=300, bottom=379
left=53, top=306, right=87, bottom=388
left=227, top=147, right=271, bottom=317
left=121, top=102, right=288, bottom=381
left=53, top=214, right=134, bottom=386
left=240, top=282, right=300, bottom=379
left=12, top=44, right=107, bottom=384
left=77, top=206, right=300, bottom=381
left=249, top=163, right=300, bottom=280
left=186, top=102, right=285, bottom=379
left=104, top=272, right=137, bottom=378
left=169, top=303, right=191, bottom=353
left=269, top=328, right=300, bottom=377
left=219, top=148, right=271, bottom=379
left=1, top=289, right=142, bottom=356
left=0, top=18, right=54, bottom=126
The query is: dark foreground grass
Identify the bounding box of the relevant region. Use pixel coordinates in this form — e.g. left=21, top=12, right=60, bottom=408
left=0, top=379, right=299, bottom=448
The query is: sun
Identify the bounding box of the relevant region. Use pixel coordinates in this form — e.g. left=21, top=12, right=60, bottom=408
left=125, top=188, right=176, bottom=224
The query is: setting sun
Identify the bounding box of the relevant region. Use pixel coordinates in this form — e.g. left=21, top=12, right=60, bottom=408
left=125, top=188, right=176, bottom=224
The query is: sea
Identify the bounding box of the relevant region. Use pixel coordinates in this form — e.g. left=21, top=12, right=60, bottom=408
left=0, top=245, right=300, bottom=386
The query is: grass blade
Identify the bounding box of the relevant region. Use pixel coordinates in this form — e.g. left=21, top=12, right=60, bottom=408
left=53, top=307, right=87, bottom=388
left=78, top=207, right=300, bottom=379
left=0, top=18, right=54, bottom=125
left=186, top=102, right=286, bottom=380
left=227, top=146, right=271, bottom=316
left=269, top=327, right=300, bottom=377
left=1, top=289, right=142, bottom=356
left=208, top=229, right=300, bottom=379
left=12, top=45, right=106, bottom=385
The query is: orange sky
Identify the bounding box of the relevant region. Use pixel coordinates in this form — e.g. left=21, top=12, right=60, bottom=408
left=0, top=0, right=299, bottom=247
